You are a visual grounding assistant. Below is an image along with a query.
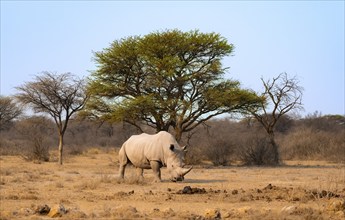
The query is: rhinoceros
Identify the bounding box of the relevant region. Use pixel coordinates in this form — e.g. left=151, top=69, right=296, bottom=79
left=118, top=131, right=192, bottom=182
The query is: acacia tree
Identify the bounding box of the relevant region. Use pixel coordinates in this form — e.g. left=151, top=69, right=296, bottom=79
left=247, top=72, right=303, bottom=164
left=16, top=72, right=89, bottom=164
left=0, top=96, right=22, bottom=130
left=88, top=30, right=258, bottom=140
left=86, top=30, right=262, bottom=141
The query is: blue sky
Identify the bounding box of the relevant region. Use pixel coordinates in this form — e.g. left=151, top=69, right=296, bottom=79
left=1, top=1, right=344, bottom=116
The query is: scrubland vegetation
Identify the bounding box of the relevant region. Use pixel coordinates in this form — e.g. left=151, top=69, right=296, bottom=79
left=1, top=112, right=344, bottom=165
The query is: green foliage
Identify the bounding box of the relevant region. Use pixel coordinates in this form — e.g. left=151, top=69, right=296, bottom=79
left=86, top=29, right=261, bottom=139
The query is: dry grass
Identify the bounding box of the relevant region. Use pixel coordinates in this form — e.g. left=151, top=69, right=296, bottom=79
left=0, top=151, right=344, bottom=219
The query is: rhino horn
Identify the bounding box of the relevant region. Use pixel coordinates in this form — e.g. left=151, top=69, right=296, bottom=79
left=181, top=166, right=193, bottom=177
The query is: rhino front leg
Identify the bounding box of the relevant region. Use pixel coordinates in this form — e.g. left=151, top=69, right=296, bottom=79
left=150, top=161, right=162, bottom=182
left=136, top=168, right=144, bottom=180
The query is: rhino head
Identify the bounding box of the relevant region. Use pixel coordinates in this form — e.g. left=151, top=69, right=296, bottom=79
left=166, top=144, right=193, bottom=182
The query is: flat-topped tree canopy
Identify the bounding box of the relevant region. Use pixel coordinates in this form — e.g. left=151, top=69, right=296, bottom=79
left=86, top=29, right=262, bottom=141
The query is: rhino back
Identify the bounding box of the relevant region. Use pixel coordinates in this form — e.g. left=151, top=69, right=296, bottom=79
left=123, top=131, right=178, bottom=168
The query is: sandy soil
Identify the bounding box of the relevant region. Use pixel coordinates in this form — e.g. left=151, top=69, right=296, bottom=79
left=0, top=149, right=344, bottom=219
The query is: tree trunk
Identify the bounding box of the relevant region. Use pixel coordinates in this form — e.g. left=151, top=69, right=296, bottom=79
left=268, top=132, right=279, bottom=165
left=58, top=133, right=64, bottom=165
left=174, top=126, right=183, bottom=142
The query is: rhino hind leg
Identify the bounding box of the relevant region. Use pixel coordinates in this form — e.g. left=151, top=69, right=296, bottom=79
left=150, top=161, right=162, bottom=182
left=119, top=164, right=126, bottom=179
left=118, top=146, right=129, bottom=179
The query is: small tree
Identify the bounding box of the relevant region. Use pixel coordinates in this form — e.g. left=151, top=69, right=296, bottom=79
left=247, top=72, right=303, bottom=164
left=16, top=72, right=89, bottom=164
left=0, top=96, right=22, bottom=130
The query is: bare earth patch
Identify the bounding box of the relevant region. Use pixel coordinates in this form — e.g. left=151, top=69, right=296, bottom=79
left=0, top=151, right=344, bottom=219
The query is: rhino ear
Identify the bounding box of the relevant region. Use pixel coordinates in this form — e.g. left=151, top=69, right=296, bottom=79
left=170, top=144, right=175, bottom=151
left=182, top=145, right=188, bottom=152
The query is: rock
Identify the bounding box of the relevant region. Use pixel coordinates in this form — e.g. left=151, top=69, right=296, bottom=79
left=320, top=190, right=328, bottom=198
left=192, top=187, right=206, bottom=194
left=205, top=208, right=221, bottom=219
left=152, top=208, right=160, bottom=212
left=177, top=186, right=206, bottom=194
left=47, top=204, right=67, bottom=218
left=232, top=189, right=238, bottom=195
left=264, top=184, right=273, bottom=190
left=182, top=186, right=193, bottom=194
left=35, top=204, right=50, bottom=215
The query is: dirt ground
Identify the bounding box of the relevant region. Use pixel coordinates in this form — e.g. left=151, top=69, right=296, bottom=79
left=1, top=149, right=344, bottom=219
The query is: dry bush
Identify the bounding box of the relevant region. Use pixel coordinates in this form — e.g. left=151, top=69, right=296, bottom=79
left=205, top=139, right=234, bottom=166
left=15, top=117, right=54, bottom=162
left=65, top=119, right=138, bottom=149
left=185, top=119, right=239, bottom=165
left=0, top=138, right=22, bottom=155
left=239, top=135, right=279, bottom=166
left=184, top=144, right=204, bottom=165
left=280, top=126, right=345, bottom=162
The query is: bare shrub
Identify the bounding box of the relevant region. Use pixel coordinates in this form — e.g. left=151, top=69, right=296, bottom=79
left=183, top=129, right=206, bottom=165
left=280, top=126, right=345, bottom=162
left=185, top=119, right=238, bottom=166
left=239, top=135, right=278, bottom=166
left=15, top=116, right=54, bottom=162
left=184, top=145, right=204, bottom=165
left=205, top=139, right=234, bottom=166
left=0, top=138, right=19, bottom=155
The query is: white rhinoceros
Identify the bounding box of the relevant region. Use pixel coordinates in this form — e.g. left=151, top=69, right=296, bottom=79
left=118, top=131, right=192, bottom=182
